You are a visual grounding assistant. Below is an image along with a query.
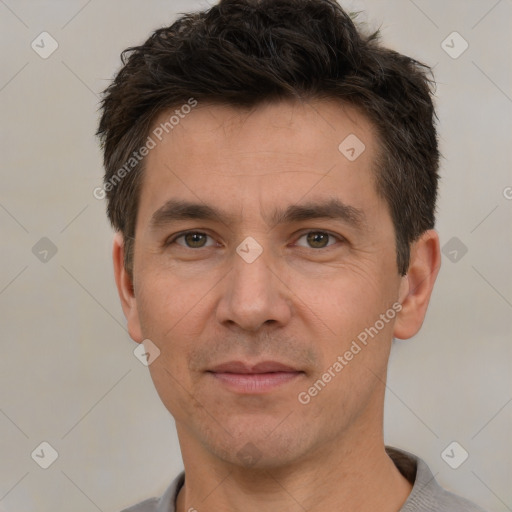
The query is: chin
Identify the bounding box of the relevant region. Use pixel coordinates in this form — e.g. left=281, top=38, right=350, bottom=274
left=205, top=423, right=317, bottom=471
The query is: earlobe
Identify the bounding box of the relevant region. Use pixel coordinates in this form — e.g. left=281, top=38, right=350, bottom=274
left=112, top=232, right=144, bottom=343
left=393, top=230, right=441, bottom=340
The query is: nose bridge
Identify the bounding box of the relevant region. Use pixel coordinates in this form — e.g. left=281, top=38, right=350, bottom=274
left=216, top=237, right=291, bottom=331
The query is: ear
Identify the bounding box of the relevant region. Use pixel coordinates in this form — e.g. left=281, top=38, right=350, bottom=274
left=393, top=230, right=441, bottom=340
left=112, top=232, right=144, bottom=343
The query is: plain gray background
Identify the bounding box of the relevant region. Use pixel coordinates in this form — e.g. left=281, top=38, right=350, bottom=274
left=1, top=0, right=511, bottom=511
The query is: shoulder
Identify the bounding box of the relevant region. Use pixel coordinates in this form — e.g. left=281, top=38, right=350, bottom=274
left=386, top=446, right=488, bottom=512
left=119, top=472, right=185, bottom=512
left=431, top=486, right=487, bottom=512
left=406, top=476, right=487, bottom=512
left=121, top=497, right=160, bottom=512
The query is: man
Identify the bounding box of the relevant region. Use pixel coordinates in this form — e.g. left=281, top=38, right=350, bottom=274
left=96, top=0, right=486, bottom=510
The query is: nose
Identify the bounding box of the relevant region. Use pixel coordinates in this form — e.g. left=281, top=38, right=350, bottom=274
left=216, top=244, right=292, bottom=333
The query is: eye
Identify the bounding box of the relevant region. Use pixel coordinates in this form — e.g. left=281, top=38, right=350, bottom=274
left=169, top=231, right=217, bottom=249
left=294, top=231, right=341, bottom=249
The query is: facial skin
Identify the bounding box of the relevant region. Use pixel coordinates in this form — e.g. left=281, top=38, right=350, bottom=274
left=113, top=99, right=440, bottom=512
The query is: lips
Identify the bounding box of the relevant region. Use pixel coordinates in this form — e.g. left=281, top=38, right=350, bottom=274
left=207, top=360, right=304, bottom=394
left=208, top=360, right=299, bottom=374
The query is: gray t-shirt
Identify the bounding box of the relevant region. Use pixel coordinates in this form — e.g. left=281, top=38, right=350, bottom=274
left=121, top=446, right=486, bottom=512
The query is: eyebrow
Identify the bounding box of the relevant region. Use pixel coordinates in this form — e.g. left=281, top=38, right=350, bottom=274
left=149, top=198, right=366, bottom=231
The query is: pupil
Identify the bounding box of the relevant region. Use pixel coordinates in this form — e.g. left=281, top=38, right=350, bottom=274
left=308, top=232, right=328, bottom=248
left=186, top=233, right=205, bottom=247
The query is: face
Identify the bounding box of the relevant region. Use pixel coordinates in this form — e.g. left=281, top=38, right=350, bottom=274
left=115, top=99, right=432, bottom=469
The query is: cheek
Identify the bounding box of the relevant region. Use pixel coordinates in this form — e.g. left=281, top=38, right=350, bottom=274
left=136, top=262, right=211, bottom=333
left=146, top=360, right=200, bottom=426
left=295, top=268, right=398, bottom=399
left=300, top=262, right=393, bottom=333
left=139, top=299, right=207, bottom=425
left=134, top=268, right=210, bottom=393
left=297, top=315, right=393, bottom=431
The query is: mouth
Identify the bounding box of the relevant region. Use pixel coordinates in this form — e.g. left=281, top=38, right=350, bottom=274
left=206, top=361, right=305, bottom=394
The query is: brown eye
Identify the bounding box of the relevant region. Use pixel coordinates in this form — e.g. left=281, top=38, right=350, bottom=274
left=173, top=232, right=213, bottom=248
left=185, top=233, right=207, bottom=248
left=295, top=231, right=339, bottom=249
left=307, top=232, right=329, bottom=248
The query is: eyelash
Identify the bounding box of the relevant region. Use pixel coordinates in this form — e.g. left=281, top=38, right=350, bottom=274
left=165, top=230, right=345, bottom=250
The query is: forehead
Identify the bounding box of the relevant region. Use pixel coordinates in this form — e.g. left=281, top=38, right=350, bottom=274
left=138, top=99, right=383, bottom=226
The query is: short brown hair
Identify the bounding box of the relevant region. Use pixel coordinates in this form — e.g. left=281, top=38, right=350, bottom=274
left=97, top=0, right=439, bottom=278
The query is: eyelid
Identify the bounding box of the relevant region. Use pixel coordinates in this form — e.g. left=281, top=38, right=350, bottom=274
left=165, top=230, right=218, bottom=247
left=164, top=229, right=346, bottom=249
left=292, top=229, right=345, bottom=248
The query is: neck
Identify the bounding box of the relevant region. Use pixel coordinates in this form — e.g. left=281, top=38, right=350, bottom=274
left=175, top=426, right=412, bottom=512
